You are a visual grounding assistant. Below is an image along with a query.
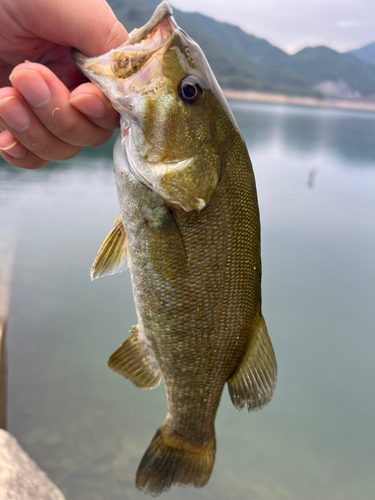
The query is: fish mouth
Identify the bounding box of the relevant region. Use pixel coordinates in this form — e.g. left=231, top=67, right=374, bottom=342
left=72, top=1, right=177, bottom=88
left=72, top=1, right=186, bottom=165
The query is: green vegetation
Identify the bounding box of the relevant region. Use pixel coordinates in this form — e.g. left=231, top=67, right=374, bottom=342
left=108, top=0, right=375, bottom=98
left=348, top=42, right=375, bottom=66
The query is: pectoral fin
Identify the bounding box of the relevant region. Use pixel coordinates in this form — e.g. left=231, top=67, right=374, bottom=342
left=108, top=325, right=162, bottom=390
left=228, top=311, right=277, bottom=411
left=90, top=217, right=128, bottom=280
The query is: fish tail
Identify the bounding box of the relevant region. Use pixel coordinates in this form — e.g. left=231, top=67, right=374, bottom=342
left=135, top=424, right=216, bottom=496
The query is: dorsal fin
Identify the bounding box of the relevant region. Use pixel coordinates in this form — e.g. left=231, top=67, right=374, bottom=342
left=228, top=309, right=277, bottom=412
left=90, top=217, right=129, bottom=280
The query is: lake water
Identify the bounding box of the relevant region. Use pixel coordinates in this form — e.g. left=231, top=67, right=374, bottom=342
left=1, top=102, right=374, bottom=500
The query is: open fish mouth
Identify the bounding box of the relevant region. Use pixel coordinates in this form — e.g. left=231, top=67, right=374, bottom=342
left=72, top=1, right=177, bottom=91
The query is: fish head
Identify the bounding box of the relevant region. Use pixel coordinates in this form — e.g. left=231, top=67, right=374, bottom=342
left=73, top=1, right=238, bottom=212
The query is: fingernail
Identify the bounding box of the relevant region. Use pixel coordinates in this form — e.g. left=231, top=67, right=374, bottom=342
left=0, top=132, right=27, bottom=159
left=69, top=94, right=107, bottom=118
left=0, top=97, right=31, bottom=132
left=10, top=70, right=51, bottom=107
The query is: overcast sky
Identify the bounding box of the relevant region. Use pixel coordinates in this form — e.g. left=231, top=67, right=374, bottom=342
left=169, top=0, right=375, bottom=54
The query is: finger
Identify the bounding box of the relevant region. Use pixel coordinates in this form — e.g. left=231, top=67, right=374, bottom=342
left=0, top=129, right=49, bottom=169
left=69, top=82, right=120, bottom=130
left=37, top=45, right=89, bottom=90
left=9, top=63, right=114, bottom=147
left=0, top=148, right=50, bottom=169
left=0, top=130, right=28, bottom=159
left=0, top=88, right=83, bottom=162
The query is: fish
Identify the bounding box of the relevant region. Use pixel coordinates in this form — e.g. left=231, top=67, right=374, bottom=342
left=72, top=1, right=277, bottom=496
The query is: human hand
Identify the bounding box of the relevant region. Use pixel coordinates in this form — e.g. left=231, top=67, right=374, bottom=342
left=0, top=0, right=128, bottom=169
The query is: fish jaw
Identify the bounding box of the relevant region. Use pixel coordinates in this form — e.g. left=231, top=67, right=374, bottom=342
left=72, top=1, right=177, bottom=119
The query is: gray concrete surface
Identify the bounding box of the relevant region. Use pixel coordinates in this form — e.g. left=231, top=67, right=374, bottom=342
left=0, top=430, right=66, bottom=500
left=0, top=234, right=14, bottom=429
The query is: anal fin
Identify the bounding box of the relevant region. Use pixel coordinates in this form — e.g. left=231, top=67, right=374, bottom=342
left=228, top=310, right=277, bottom=412
left=108, top=325, right=162, bottom=390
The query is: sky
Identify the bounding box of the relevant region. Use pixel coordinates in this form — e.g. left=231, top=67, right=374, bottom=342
left=169, top=0, right=375, bottom=54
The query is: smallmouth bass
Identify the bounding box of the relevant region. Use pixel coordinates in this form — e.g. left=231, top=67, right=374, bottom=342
left=73, top=1, right=277, bottom=495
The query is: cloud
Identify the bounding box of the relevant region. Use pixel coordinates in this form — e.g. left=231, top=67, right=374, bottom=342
left=335, top=20, right=364, bottom=28
left=170, top=0, right=375, bottom=52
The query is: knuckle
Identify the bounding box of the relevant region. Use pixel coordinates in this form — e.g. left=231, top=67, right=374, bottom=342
left=25, top=158, right=50, bottom=169
left=32, top=140, right=58, bottom=161
left=34, top=140, right=81, bottom=162
left=54, top=119, right=107, bottom=148
left=48, top=115, right=87, bottom=146
left=87, top=129, right=113, bottom=148
left=63, top=146, right=83, bottom=160
left=58, top=119, right=81, bottom=143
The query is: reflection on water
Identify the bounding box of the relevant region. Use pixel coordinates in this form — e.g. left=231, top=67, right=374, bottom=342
left=1, top=103, right=375, bottom=500
left=232, top=101, right=375, bottom=164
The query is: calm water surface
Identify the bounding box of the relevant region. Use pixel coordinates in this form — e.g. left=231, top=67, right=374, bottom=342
left=1, top=102, right=374, bottom=500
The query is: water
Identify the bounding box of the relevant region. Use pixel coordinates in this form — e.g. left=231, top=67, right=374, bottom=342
left=1, top=102, right=374, bottom=500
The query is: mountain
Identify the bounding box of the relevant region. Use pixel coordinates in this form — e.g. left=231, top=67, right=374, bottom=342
left=107, top=0, right=375, bottom=98
left=287, top=46, right=375, bottom=97
left=348, top=42, right=375, bottom=66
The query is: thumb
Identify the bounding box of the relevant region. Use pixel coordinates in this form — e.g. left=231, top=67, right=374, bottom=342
left=11, top=0, right=128, bottom=56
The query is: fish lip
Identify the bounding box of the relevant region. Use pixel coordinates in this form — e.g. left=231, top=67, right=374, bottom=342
left=72, top=1, right=177, bottom=73
left=122, top=1, right=175, bottom=47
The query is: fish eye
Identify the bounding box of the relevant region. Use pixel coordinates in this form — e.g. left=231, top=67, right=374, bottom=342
left=177, top=76, right=203, bottom=105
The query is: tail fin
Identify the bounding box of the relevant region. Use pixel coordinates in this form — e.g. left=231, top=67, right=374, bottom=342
left=136, top=425, right=216, bottom=496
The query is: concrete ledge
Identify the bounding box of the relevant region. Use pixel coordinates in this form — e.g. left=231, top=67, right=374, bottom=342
left=0, top=318, right=6, bottom=430
left=0, top=430, right=66, bottom=500
left=0, top=234, right=14, bottom=430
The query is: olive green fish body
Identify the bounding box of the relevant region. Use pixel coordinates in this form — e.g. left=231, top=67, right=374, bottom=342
left=115, top=124, right=260, bottom=441
left=73, top=2, right=276, bottom=495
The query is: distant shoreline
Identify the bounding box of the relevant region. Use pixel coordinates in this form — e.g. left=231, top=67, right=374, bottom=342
left=223, top=89, right=375, bottom=113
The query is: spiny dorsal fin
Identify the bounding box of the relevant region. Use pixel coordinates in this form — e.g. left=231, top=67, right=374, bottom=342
left=108, top=325, right=162, bottom=390
left=90, top=216, right=128, bottom=281
left=228, top=310, right=277, bottom=412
